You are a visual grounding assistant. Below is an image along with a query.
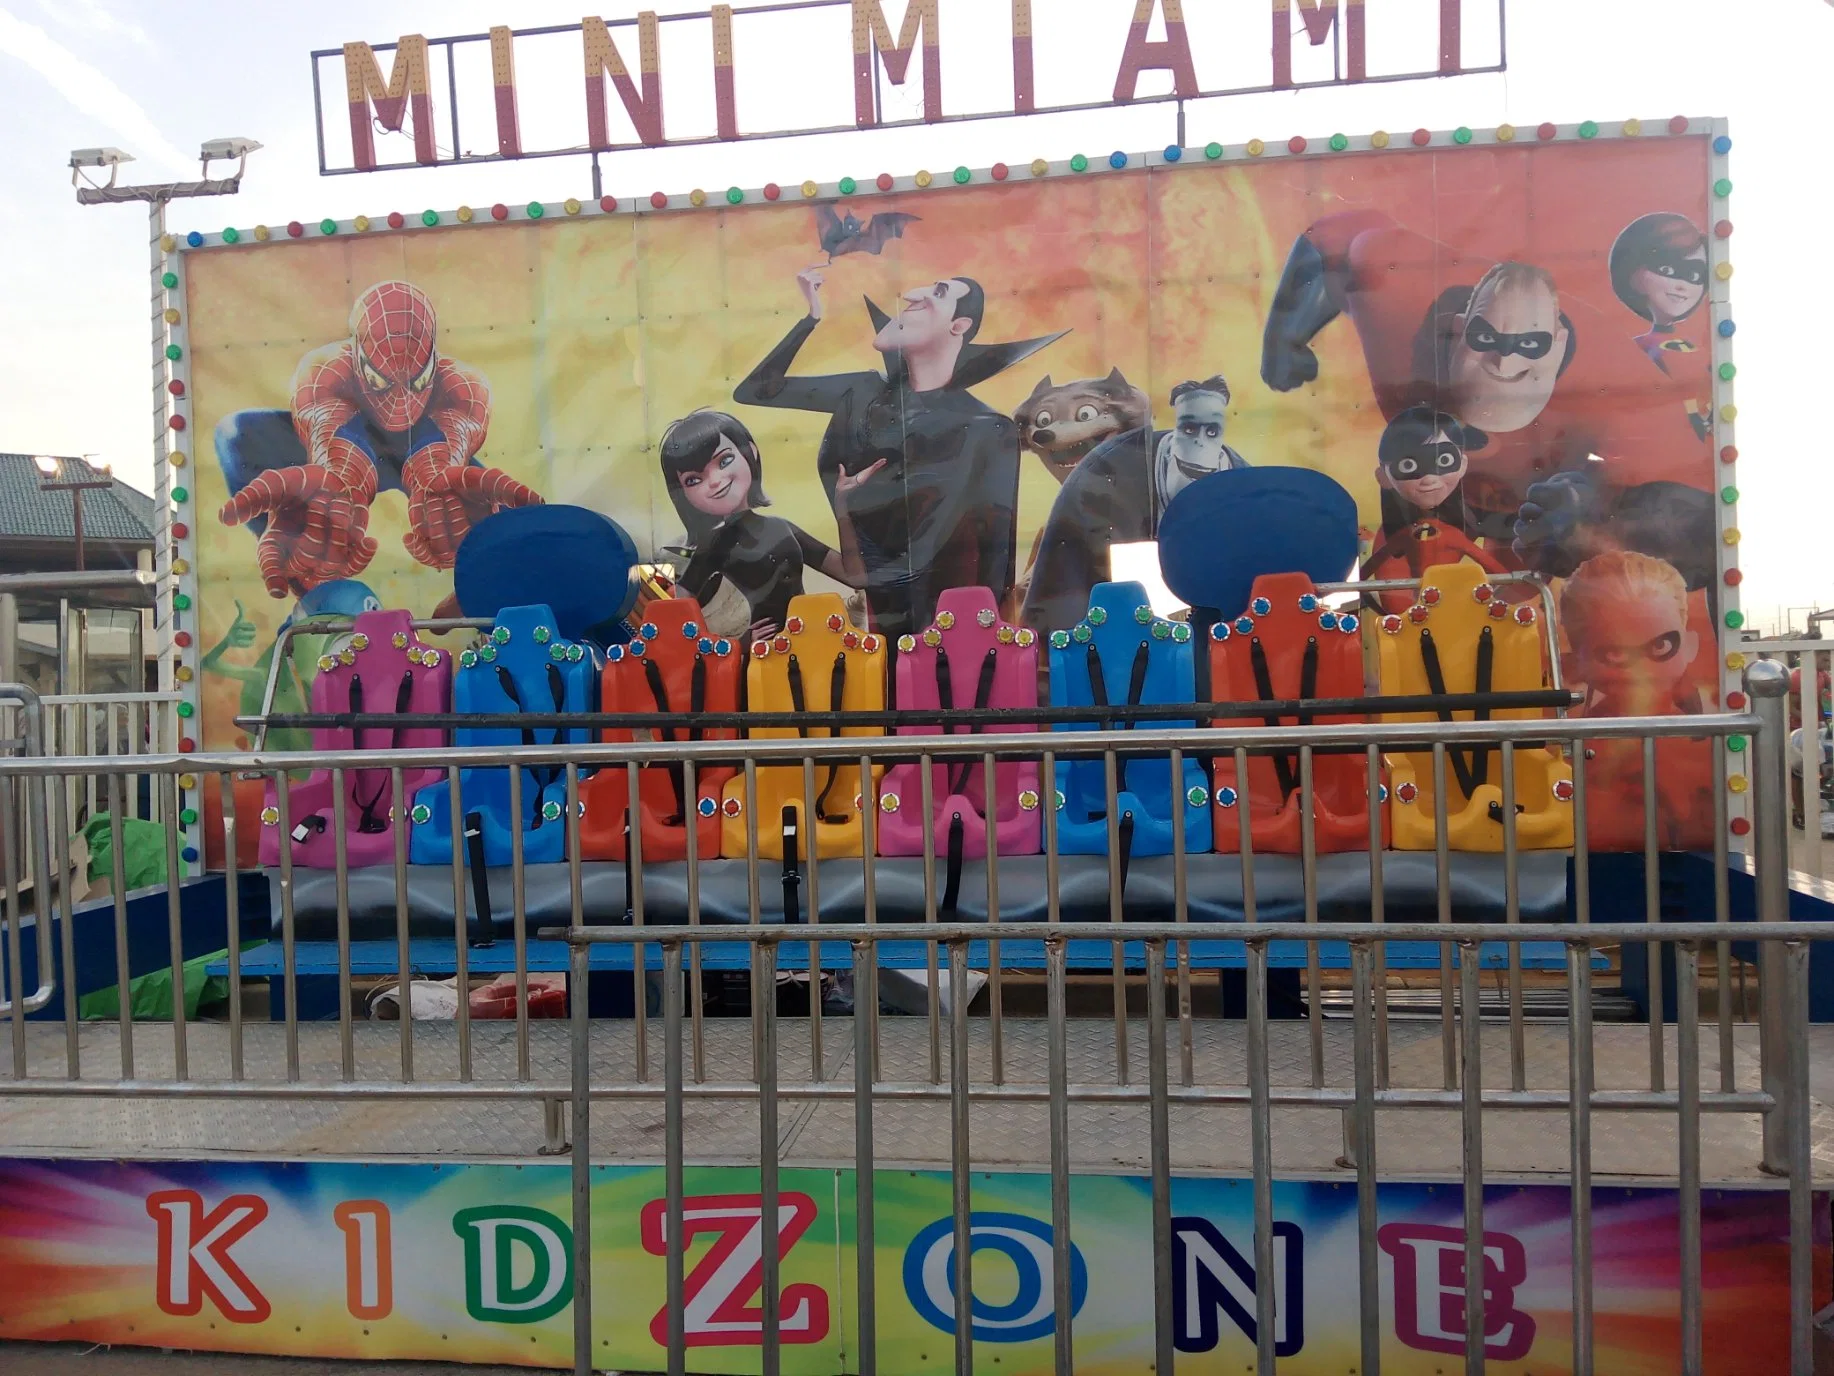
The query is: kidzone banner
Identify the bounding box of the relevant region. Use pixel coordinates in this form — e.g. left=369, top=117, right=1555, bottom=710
left=0, top=1157, right=1807, bottom=1373
left=180, top=127, right=1729, bottom=848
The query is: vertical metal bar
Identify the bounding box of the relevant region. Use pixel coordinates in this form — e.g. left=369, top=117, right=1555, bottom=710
left=2, top=772, right=25, bottom=1077
left=948, top=938, right=974, bottom=1375
left=1235, top=745, right=1257, bottom=922
left=569, top=922, right=593, bottom=1376
left=1043, top=748, right=1060, bottom=928
left=1170, top=746, right=1192, bottom=1086
left=274, top=775, right=299, bottom=1080
left=393, top=767, right=412, bottom=1079
left=1434, top=743, right=1454, bottom=1089
left=50, top=775, right=77, bottom=1077
left=220, top=770, right=243, bottom=1081
left=984, top=751, right=1004, bottom=1087
left=1300, top=745, right=1322, bottom=1086
left=691, top=761, right=709, bottom=1086
left=564, top=763, right=584, bottom=1152
left=627, top=761, right=647, bottom=1083
left=1459, top=940, right=1485, bottom=1376
left=1676, top=940, right=1702, bottom=1376
left=331, top=771, right=354, bottom=1081
left=1711, top=735, right=1734, bottom=1091
left=852, top=935, right=878, bottom=1376
left=1501, top=739, right=1524, bottom=1093
left=1351, top=939, right=1381, bottom=1376
left=1146, top=939, right=1174, bottom=1376
left=743, top=756, right=762, bottom=1083
left=861, top=754, right=880, bottom=1080
left=161, top=771, right=187, bottom=1080
left=1749, top=664, right=1792, bottom=1175
left=663, top=939, right=686, bottom=1376
left=1046, top=935, right=1073, bottom=1376
left=448, top=765, right=472, bottom=1082
left=1367, top=745, right=1389, bottom=1088
left=510, top=764, right=530, bottom=1082
left=1247, top=939, right=1276, bottom=1376
left=921, top=753, right=940, bottom=1085
left=1572, top=738, right=1590, bottom=927
left=758, top=938, right=782, bottom=1376
left=1786, top=940, right=1813, bottom=1376
left=1568, top=939, right=1595, bottom=1376
left=801, top=756, right=821, bottom=1081
left=1643, top=735, right=1664, bottom=1091
left=1103, top=747, right=1127, bottom=1083
left=107, top=773, right=133, bottom=1078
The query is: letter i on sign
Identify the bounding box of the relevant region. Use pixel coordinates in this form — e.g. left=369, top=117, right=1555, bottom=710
left=334, top=1201, right=395, bottom=1319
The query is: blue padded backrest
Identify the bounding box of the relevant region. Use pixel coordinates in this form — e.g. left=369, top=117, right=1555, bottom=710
left=1047, top=581, right=1197, bottom=725
left=453, top=603, right=596, bottom=747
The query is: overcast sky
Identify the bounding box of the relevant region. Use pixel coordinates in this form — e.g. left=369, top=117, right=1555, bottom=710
left=1, top=0, right=1829, bottom=631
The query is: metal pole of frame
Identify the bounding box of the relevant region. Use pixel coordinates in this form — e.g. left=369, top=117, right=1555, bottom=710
left=1745, top=660, right=1792, bottom=1175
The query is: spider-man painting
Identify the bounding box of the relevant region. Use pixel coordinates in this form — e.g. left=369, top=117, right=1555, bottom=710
left=214, top=280, right=542, bottom=598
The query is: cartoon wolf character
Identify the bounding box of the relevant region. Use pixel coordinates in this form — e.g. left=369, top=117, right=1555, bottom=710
left=1014, top=368, right=1152, bottom=484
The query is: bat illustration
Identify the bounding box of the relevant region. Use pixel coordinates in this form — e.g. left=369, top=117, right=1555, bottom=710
left=816, top=206, right=919, bottom=259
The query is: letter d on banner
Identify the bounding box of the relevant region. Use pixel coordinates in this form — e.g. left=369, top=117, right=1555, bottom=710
left=453, top=1206, right=574, bottom=1324
left=903, top=1212, right=1088, bottom=1342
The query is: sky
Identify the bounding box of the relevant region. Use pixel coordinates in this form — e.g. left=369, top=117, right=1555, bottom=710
left=1, top=0, right=1830, bottom=633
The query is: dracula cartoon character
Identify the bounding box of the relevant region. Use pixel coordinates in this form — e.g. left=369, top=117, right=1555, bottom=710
left=216, top=280, right=542, bottom=598
left=1608, top=213, right=1709, bottom=372
left=1259, top=212, right=1714, bottom=587
left=1022, top=375, right=1251, bottom=634
left=1360, top=405, right=1506, bottom=601
left=659, top=409, right=879, bottom=641
left=731, top=264, right=1064, bottom=640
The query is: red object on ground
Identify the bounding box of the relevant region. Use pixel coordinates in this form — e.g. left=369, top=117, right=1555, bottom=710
left=469, top=974, right=567, bottom=1019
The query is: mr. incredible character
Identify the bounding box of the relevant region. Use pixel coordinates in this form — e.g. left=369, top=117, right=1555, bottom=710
left=1608, top=212, right=1710, bottom=375
left=1361, top=406, right=1506, bottom=602
left=1023, top=375, right=1252, bottom=634
left=215, top=280, right=542, bottom=599
left=1260, top=211, right=1714, bottom=589
left=732, top=265, right=1063, bottom=640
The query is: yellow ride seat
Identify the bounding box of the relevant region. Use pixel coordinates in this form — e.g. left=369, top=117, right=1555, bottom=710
left=1375, top=562, right=1573, bottom=852
left=720, top=593, right=887, bottom=860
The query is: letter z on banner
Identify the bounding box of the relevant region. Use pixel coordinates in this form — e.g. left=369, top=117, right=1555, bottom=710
left=639, top=1192, right=831, bottom=1346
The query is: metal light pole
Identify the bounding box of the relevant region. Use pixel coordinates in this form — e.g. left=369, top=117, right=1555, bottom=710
left=34, top=454, right=116, bottom=572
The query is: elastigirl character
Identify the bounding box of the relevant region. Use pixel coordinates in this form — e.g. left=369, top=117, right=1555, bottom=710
left=1260, top=212, right=1713, bottom=588
left=215, top=280, right=542, bottom=598
left=1609, top=213, right=1709, bottom=372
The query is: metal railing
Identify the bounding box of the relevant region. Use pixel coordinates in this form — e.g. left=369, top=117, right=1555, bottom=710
left=1743, top=638, right=1833, bottom=881
left=0, top=663, right=1816, bottom=1374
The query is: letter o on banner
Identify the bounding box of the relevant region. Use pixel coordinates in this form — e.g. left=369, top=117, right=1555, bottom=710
left=902, top=1212, right=1088, bottom=1342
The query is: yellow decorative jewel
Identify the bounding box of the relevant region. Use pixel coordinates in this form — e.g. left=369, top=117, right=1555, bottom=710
left=1727, top=774, right=1749, bottom=794
left=922, top=627, right=943, bottom=647
left=1370, top=130, right=1390, bottom=148
left=405, top=647, right=423, bottom=665
left=935, top=610, right=955, bottom=630
left=1030, top=158, right=1049, bottom=176
left=880, top=793, right=901, bottom=813
left=564, top=198, right=582, bottom=215
left=1014, top=628, right=1037, bottom=648
left=338, top=648, right=356, bottom=666
left=996, top=625, right=1016, bottom=644
left=1245, top=139, right=1265, bottom=156
left=1725, top=651, right=1746, bottom=671
left=1017, top=789, right=1040, bottom=811
left=353, top=215, right=371, bottom=232
left=350, top=633, right=370, bottom=652
left=801, top=180, right=819, bottom=198
left=897, top=634, right=917, bottom=653
left=392, top=631, right=409, bottom=649
left=260, top=806, right=279, bottom=826
left=317, top=655, right=336, bottom=673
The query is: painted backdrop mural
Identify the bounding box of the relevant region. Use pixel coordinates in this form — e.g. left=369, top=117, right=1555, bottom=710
left=186, top=136, right=1719, bottom=843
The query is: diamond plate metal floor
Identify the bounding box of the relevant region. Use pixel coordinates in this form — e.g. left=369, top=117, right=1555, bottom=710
left=0, top=1016, right=1828, bottom=1183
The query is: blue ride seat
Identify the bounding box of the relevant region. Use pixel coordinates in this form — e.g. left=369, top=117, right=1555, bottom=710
left=1046, top=580, right=1213, bottom=860
left=408, top=603, right=598, bottom=867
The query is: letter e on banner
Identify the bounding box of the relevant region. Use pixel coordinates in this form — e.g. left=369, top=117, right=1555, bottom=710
left=639, top=1193, right=832, bottom=1346
left=1378, top=1222, right=1535, bottom=1360
left=146, top=1189, right=272, bottom=1324
left=453, top=1206, right=574, bottom=1325
left=334, top=1201, right=394, bottom=1320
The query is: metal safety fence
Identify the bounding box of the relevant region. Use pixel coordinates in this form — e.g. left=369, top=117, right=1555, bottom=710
left=0, top=665, right=1818, bottom=1375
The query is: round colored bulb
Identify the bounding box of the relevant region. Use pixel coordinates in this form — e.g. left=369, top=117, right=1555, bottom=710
left=422, top=209, right=439, bottom=226
left=1718, top=362, right=1736, bottom=381
left=1070, top=153, right=1089, bottom=172
left=1713, top=178, right=1732, bottom=197
left=176, top=701, right=194, bottom=719
left=726, top=186, right=744, bottom=204
left=1108, top=151, right=1127, bottom=169
left=185, top=231, right=203, bottom=247
left=1725, top=610, right=1745, bottom=629
left=173, top=593, right=191, bottom=610
left=527, top=202, right=544, bottom=218
left=1328, top=133, right=1348, bottom=151
left=1204, top=142, right=1223, bottom=159
left=1713, top=135, right=1732, bottom=154
left=953, top=165, right=971, bottom=183
left=1452, top=126, right=1472, bottom=144
left=1577, top=120, right=1598, bottom=138
left=161, top=271, right=178, bottom=289
left=165, top=344, right=182, bottom=361
left=171, top=486, right=188, bottom=502
left=179, top=808, right=198, bottom=825
left=1162, top=145, right=1182, bottom=162
left=1720, top=486, right=1738, bottom=504
left=838, top=176, right=857, bottom=194
left=222, top=227, right=240, bottom=244
left=1718, top=320, right=1736, bottom=338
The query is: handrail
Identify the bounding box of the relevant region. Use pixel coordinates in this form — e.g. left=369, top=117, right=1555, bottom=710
left=0, top=682, right=57, bottom=1016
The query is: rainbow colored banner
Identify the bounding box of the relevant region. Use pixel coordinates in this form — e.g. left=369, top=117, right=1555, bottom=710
left=0, top=1157, right=1807, bottom=1373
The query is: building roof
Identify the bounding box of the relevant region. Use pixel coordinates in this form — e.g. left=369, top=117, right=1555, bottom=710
left=0, top=454, right=156, bottom=544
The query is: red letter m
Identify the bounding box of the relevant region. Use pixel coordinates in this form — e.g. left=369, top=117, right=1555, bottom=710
left=343, top=36, right=436, bottom=170
left=852, top=0, right=941, bottom=126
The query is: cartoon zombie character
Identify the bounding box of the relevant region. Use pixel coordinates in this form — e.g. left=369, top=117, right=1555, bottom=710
left=1360, top=406, right=1505, bottom=598
left=659, top=409, right=878, bottom=641
left=215, top=280, right=542, bottom=598
left=1022, top=375, right=1251, bottom=634
left=1608, top=212, right=1709, bottom=371
left=732, top=265, right=1063, bottom=639
left=1260, top=212, right=1714, bottom=587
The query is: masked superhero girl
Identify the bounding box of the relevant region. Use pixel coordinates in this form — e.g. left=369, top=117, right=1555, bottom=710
left=1360, top=405, right=1507, bottom=605
left=661, top=409, right=880, bottom=641
left=1608, top=212, right=1710, bottom=373
left=216, top=280, right=542, bottom=598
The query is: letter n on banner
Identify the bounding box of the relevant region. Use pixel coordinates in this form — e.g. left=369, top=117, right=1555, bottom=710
left=1114, top=0, right=1199, bottom=103
left=343, top=37, right=436, bottom=170
left=583, top=13, right=665, bottom=148
left=852, top=0, right=941, bottom=126
left=1271, top=0, right=1366, bottom=88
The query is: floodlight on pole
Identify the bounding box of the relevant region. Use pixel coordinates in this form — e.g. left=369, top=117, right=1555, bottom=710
left=33, top=454, right=58, bottom=478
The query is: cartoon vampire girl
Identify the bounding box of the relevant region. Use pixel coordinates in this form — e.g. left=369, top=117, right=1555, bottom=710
left=660, top=409, right=881, bottom=641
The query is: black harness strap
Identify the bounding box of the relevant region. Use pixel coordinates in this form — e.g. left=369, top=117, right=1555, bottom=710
left=934, top=646, right=1001, bottom=798
left=940, top=811, right=967, bottom=916
left=496, top=662, right=570, bottom=828
left=348, top=670, right=416, bottom=833
left=1086, top=640, right=1152, bottom=797
left=1248, top=636, right=1320, bottom=802
left=787, top=653, right=852, bottom=825
left=641, top=655, right=708, bottom=825
left=1418, top=626, right=1496, bottom=797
